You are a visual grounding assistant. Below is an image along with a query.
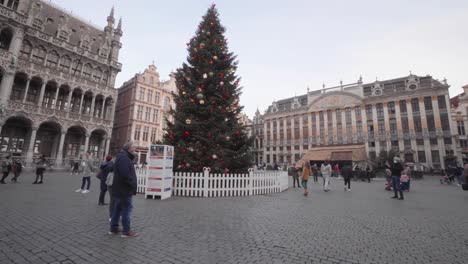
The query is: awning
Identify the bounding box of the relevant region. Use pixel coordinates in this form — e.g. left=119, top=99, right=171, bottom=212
left=297, top=144, right=367, bottom=166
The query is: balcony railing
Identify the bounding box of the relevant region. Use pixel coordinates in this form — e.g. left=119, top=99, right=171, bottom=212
left=6, top=100, right=112, bottom=127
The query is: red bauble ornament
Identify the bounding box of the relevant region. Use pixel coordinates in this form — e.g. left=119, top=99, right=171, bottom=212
left=169, top=134, right=175, bottom=140
left=214, top=39, right=218, bottom=44
left=225, top=94, right=231, bottom=99
left=210, top=22, right=214, bottom=26
left=193, top=55, right=198, bottom=60
left=234, top=131, right=240, bottom=136
left=183, top=131, right=190, bottom=138
left=219, top=73, right=225, bottom=79
left=181, top=149, right=187, bottom=154
left=190, top=98, right=195, bottom=103
left=210, top=60, right=214, bottom=65
left=200, top=84, right=206, bottom=89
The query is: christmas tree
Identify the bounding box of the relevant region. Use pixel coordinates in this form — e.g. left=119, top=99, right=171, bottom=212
left=163, top=4, right=253, bottom=173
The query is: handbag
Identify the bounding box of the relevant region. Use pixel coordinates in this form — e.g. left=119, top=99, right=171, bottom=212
left=95, top=169, right=103, bottom=180
left=400, top=174, right=409, bottom=183
left=462, top=183, right=468, bottom=191
left=105, top=172, right=114, bottom=186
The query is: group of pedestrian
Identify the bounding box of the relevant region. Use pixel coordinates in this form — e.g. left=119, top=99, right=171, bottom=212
left=291, top=156, right=413, bottom=200
left=1, top=155, right=23, bottom=184
left=69, top=142, right=138, bottom=238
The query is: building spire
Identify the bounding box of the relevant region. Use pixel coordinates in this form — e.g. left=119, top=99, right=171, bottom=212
left=107, top=6, right=115, bottom=24
left=117, top=17, right=122, bottom=31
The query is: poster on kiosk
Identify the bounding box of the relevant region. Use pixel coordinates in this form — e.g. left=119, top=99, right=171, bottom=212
left=146, top=145, right=174, bottom=200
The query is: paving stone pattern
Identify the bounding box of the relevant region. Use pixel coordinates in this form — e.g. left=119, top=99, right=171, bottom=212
left=0, top=172, right=467, bottom=264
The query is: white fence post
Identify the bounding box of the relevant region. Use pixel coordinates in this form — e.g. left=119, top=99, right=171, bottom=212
left=248, top=168, right=254, bottom=196
left=203, top=167, right=210, bottom=198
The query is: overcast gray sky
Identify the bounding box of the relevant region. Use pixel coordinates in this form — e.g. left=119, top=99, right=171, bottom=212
left=52, top=0, right=468, bottom=118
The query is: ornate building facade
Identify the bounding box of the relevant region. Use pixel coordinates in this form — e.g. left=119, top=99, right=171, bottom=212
left=450, top=84, right=468, bottom=163
left=112, top=64, right=176, bottom=164
left=253, top=74, right=456, bottom=169
left=0, top=1, right=122, bottom=167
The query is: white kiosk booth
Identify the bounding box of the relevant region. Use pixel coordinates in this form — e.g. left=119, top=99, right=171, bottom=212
left=145, top=145, right=174, bottom=200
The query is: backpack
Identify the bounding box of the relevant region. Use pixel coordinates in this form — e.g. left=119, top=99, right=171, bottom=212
left=400, top=174, right=409, bottom=183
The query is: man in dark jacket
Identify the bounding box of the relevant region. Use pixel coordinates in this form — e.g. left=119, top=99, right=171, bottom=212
left=391, top=157, right=404, bottom=200
left=341, top=163, right=353, bottom=191
left=109, top=142, right=138, bottom=238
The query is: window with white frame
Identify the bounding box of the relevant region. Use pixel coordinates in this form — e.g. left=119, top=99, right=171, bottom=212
left=145, top=107, right=151, bottom=121
left=147, top=90, right=153, bottom=103
left=457, top=121, right=465, bottom=136
left=155, top=92, right=160, bottom=104
left=139, top=88, right=145, bottom=101
left=142, top=126, right=149, bottom=142
left=153, top=109, right=159, bottom=123
left=136, top=105, right=143, bottom=120
left=150, top=128, right=157, bottom=143
left=134, top=125, right=141, bottom=141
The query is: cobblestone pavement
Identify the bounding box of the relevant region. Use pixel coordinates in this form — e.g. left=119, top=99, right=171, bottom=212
left=0, top=172, right=467, bottom=264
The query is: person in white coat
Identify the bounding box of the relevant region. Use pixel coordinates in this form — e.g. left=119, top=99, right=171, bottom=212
left=321, top=160, right=332, bottom=192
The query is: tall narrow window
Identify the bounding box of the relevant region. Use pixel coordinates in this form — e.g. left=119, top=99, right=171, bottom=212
left=134, top=125, right=141, bottom=141
left=457, top=121, right=465, bottom=136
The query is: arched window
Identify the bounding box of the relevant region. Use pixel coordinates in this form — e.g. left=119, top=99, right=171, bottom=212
left=71, top=60, right=82, bottom=75
left=46, top=50, right=59, bottom=68
left=83, top=63, right=92, bottom=78
left=93, top=67, right=102, bottom=82
left=20, top=41, right=32, bottom=59
left=32, top=46, right=46, bottom=64
left=0, top=27, right=13, bottom=50
left=59, top=55, right=71, bottom=72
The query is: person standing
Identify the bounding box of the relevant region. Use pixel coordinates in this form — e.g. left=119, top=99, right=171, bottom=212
left=11, top=159, right=22, bottom=183
left=321, top=160, right=332, bottom=192
left=291, top=163, right=300, bottom=188
left=341, top=163, right=352, bottom=191
left=109, top=141, right=138, bottom=238
left=391, top=157, right=404, bottom=200
left=32, top=155, right=47, bottom=184
left=312, top=164, right=319, bottom=183
left=0, top=155, right=11, bottom=184
left=301, top=161, right=311, bottom=196
left=333, top=163, right=340, bottom=178
left=75, top=152, right=95, bottom=194
left=98, top=155, right=114, bottom=205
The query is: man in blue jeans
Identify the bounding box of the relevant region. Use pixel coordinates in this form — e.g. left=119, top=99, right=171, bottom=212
left=109, top=141, right=138, bottom=238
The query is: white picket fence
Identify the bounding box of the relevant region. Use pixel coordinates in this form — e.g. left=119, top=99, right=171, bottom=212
left=136, top=168, right=289, bottom=197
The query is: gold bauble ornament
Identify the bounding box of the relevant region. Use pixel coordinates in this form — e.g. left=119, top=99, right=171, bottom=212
left=199, top=100, right=205, bottom=104
left=185, top=119, right=192, bottom=125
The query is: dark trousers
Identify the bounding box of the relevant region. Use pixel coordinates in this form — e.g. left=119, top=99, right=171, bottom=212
left=81, top=176, right=91, bottom=190
left=108, top=186, right=114, bottom=218
left=0, top=172, right=9, bottom=183
left=344, top=178, right=351, bottom=189
left=392, top=176, right=404, bottom=199
left=313, top=174, right=318, bottom=182
left=98, top=179, right=108, bottom=204
left=34, top=168, right=45, bottom=183
left=292, top=176, right=300, bottom=187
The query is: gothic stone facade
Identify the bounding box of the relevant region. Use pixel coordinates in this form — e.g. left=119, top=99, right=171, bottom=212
left=112, top=64, right=176, bottom=164
left=253, top=74, right=456, bottom=169
left=0, top=1, right=122, bottom=167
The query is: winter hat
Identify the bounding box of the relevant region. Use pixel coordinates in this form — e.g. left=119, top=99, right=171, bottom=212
left=106, top=155, right=112, bottom=161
